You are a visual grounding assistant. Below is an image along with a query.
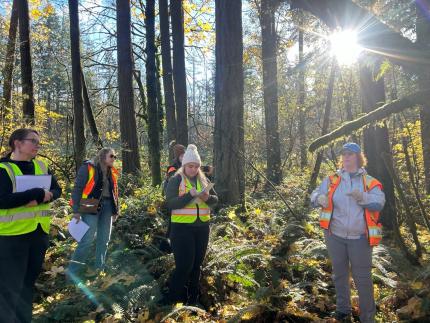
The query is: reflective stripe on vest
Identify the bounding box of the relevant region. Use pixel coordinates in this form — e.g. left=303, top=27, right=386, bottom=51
left=0, top=210, right=50, bottom=223
left=111, top=167, right=119, bottom=202
left=319, top=173, right=383, bottom=246
left=0, top=159, right=52, bottom=235
left=171, top=175, right=210, bottom=223
left=82, top=164, right=96, bottom=199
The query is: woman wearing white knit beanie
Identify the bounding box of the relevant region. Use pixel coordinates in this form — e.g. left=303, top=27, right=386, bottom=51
left=164, top=144, right=218, bottom=307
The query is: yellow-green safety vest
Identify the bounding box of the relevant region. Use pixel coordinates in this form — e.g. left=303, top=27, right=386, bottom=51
left=171, top=175, right=210, bottom=224
left=0, top=159, right=51, bottom=236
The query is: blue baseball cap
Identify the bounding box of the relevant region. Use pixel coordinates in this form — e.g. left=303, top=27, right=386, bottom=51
left=341, top=142, right=361, bottom=154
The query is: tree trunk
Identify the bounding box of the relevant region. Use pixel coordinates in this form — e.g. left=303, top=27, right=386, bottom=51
left=145, top=0, right=162, bottom=186
left=214, top=0, right=245, bottom=207
left=159, top=0, right=177, bottom=161
left=359, top=63, right=395, bottom=229
left=260, top=0, right=282, bottom=184
left=133, top=70, right=148, bottom=123
left=381, top=152, right=422, bottom=259
left=69, top=0, right=86, bottom=168
left=156, top=50, right=164, bottom=143
left=416, top=2, right=430, bottom=194
left=171, top=0, right=188, bottom=145
left=402, top=137, right=430, bottom=231
left=308, top=59, right=337, bottom=194
left=81, top=69, right=102, bottom=147
left=2, top=0, right=18, bottom=112
left=116, top=0, right=141, bottom=173
left=17, top=0, right=35, bottom=124
left=298, top=12, right=307, bottom=169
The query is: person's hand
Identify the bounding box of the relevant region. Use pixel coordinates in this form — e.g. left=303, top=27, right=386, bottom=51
left=190, top=188, right=198, bottom=197
left=317, top=194, right=329, bottom=208
left=26, top=200, right=38, bottom=207
left=347, top=189, right=363, bottom=202
left=43, top=190, right=53, bottom=203
left=199, top=191, right=210, bottom=202
left=73, top=213, right=81, bottom=223
left=112, top=214, right=118, bottom=223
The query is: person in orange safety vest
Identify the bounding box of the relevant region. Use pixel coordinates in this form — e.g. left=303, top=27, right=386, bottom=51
left=66, top=148, right=119, bottom=282
left=310, top=142, right=385, bottom=323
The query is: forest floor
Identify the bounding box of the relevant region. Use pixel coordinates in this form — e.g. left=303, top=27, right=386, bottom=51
left=32, top=177, right=430, bottom=322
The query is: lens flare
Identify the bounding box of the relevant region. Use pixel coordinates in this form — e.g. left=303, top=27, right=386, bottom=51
left=329, top=30, right=363, bottom=65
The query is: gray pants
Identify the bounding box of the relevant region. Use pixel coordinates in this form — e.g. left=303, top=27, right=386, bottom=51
left=324, top=231, right=375, bottom=323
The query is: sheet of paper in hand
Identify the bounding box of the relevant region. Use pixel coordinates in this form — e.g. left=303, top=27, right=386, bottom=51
left=199, top=182, right=214, bottom=194
left=15, top=175, right=52, bottom=192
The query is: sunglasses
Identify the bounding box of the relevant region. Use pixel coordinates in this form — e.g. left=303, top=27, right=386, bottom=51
left=22, top=138, right=41, bottom=146
left=109, top=154, right=117, bottom=159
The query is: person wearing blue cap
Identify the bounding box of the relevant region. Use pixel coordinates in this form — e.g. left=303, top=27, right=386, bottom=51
left=310, top=142, right=386, bottom=323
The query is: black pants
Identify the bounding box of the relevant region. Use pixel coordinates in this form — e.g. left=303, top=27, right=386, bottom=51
left=0, top=225, right=49, bottom=323
left=169, top=224, right=209, bottom=303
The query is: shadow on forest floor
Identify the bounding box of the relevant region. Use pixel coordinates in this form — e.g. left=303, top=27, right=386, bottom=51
left=33, top=195, right=430, bottom=322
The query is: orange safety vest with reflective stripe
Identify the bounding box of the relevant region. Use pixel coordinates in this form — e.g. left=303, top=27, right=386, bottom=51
left=0, top=159, right=52, bottom=236
left=171, top=175, right=210, bottom=224
left=319, top=174, right=383, bottom=246
left=70, top=164, right=119, bottom=206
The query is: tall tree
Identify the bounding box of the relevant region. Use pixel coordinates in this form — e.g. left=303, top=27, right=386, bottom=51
left=214, top=0, right=245, bottom=206
left=145, top=0, right=162, bottom=186
left=416, top=1, right=430, bottom=194
left=297, top=11, right=307, bottom=168
left=259, top=0, right=282, bottom=184
left=117, top=0, right=141, bottom=173
left=159, top=0, right=177, bottom=156
left=171, top=0, right=188, bottom=145
left=81, top=69, right=102, bottom=147
left=155, top=50, right=164, bottom=142
left=17, top=0, right=35, bottom=123
left=308, top=59, right=337, bottom=194
left=69, top=0, right=86, bottom=168
left=359, top=62, right=395, bottom=229
left=2, top=0, right=18, bottom=112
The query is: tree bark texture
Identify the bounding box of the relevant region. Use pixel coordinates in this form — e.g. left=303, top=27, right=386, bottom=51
left=171, top=0, right=188, bottom=145
left=116, top=0, right=141, bottom=173
left=214, top=0, right=245, bottom=207
left=260, top=0, right=282, bottom=184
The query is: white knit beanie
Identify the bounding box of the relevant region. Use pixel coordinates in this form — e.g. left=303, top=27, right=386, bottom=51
left=181, top=144, right=201, bottom=166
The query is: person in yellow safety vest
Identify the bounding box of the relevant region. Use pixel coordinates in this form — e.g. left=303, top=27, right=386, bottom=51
left=0, top=128, right=62, bottom=323
left=66, top=148, right=119, bottom=282
left=310, top=142, right=386, bottom=323
left=164, top=144, right=218, bottom=307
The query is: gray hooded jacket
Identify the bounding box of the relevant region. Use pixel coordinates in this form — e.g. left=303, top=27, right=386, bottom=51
left=310, top=168, right=386, bottom=239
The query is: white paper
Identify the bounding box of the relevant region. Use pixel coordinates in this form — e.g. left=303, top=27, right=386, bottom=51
left=199, top=182, right=214, bottom=194
left=191, top=183, right=215, bottom=204
left=68, top=218, right=90, bottom=242
left=15, top=175, right=52, bottom=192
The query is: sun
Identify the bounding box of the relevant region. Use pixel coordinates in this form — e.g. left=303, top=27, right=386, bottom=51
left=329, top=30, right=363, bottom=65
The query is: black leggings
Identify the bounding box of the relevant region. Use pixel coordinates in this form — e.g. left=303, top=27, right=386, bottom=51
left=169, top=224, right=209, bottom=303
left=0, top=225, right=49, bottom=323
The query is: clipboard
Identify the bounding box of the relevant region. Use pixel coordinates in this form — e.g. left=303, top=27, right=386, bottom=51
left=15, top=175, right=52, bottom=192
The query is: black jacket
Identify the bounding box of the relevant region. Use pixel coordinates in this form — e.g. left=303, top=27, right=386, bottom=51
left=71, top=161, right=118, bottom=215
left=0, top=157, right=62, bottom=209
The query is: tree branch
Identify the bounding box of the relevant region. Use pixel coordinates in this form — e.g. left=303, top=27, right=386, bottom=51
left=308, top=90, right=430, bottom=152
left=289, top=0, right=430, bottom=73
